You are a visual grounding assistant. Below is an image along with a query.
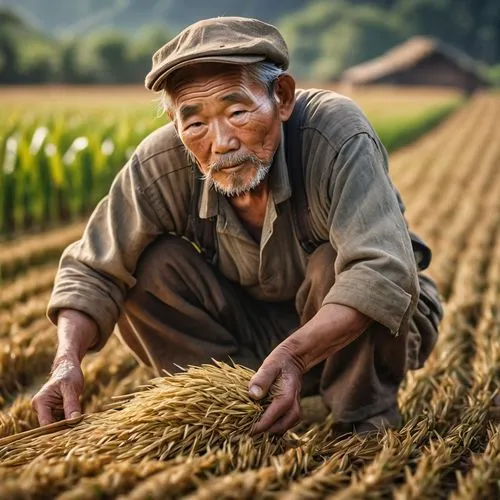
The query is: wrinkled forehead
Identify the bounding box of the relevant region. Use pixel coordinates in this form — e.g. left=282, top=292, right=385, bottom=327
left=166, top=63, right=264, bottom=111
left=169, top=63, right=247, bottom=90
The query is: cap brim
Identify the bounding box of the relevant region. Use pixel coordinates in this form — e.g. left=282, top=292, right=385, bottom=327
left=147, top=54, right=266, bottom=91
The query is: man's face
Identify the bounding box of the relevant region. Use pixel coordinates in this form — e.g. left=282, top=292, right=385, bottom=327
left=169, top=64, right=282, bottom=196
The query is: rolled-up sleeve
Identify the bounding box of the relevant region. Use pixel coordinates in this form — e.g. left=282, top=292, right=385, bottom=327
left=321, top=133, right=419, bottom=334
left=47, top=154, right=165, bottom=351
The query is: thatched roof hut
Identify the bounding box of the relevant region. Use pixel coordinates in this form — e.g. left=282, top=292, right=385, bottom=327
left=341, top=36, right=488, bottom=93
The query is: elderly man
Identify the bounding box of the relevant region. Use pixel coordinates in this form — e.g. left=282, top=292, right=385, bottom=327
left=33, top=17, right=443, bottom=435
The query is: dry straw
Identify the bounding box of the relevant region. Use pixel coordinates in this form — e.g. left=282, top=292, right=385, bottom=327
left=0, top=396, right=39, bottom=439
left=0, top=361, right=286, bottom=467
left=2, top=94, right=500, bottom=498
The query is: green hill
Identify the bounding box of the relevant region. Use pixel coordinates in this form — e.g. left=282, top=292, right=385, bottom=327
left=0, top=9, right=59, bottom=83
left=1, top=0, right=499, bottom=84
left=0, top=0, right=307, bottom=37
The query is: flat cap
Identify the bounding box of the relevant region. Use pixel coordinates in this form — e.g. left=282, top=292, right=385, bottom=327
left=145, top=16, right=289, bottom=92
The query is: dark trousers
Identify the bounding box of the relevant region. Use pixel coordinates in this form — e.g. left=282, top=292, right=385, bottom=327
left=117, top=235, right=442, bottom=422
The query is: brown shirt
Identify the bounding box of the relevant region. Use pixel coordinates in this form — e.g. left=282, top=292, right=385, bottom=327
left=48, top=89, right=419, bottom=351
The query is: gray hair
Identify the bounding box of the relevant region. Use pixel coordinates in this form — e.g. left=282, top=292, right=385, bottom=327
left=158, top=61, right=284, bottom=116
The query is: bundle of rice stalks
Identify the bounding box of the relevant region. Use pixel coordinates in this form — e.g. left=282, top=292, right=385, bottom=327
left=0, top=362, right=287, bottom=467
left=82, top=365, right=152, bottom=415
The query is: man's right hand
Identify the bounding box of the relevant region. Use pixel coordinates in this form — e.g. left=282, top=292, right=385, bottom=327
left=32, top=355, right=84, bottom=425
left=32, top=308, right=98, bottom=426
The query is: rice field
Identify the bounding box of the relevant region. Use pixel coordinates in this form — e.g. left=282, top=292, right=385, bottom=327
left=0, top=88, right=499, bottom=498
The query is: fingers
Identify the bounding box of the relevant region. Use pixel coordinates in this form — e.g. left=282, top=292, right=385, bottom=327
left=251, top=390, right=302, bottom=435
left=248, top=358, right=281, bottom=400
left=61, top=383, right=82, bottom=420
left=249, top=344, right=304, bottom=435
left=267, top=399, right=302, bottom=435
left=32, top=393, right=56, bottom=426
left=33, top=384, right=82, bottom=426
left=252, top=391, right=297, bottom=435
left=32, top=361, right=84, bottom=426
left=251, top=367, right=302, bottom=435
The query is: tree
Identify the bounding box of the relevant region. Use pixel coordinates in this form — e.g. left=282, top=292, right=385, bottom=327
left=76, top=29, right=130, bottom=83
left=59, top=40, right=82, bottom=83
left=0, top=7, right=58, bottom=83
left=396, top=0, right=500, bottom=64
left=128, top=24, right=172, bottom=82
left=280, top=0, right=405, bottom=81
left=0, top=32, right=19, bottom=83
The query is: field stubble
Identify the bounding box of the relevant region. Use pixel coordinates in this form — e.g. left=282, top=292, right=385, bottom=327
left=0, top=91, right=499, bottom=499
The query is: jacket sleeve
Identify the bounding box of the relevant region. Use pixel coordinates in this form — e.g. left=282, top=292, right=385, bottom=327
left=47, top=154, right=166, bottom=351
left=321, top=132, right=419, bottom=335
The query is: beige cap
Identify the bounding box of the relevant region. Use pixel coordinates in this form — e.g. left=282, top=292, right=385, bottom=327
left=145, top=16, right=289, bottom=91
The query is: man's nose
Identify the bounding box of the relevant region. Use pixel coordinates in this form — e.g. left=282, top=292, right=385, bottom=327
left=212, top=119, right=239, bottom=155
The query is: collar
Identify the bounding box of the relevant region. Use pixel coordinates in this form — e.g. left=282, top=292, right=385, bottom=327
left=198, top=125, right=292, bottom=219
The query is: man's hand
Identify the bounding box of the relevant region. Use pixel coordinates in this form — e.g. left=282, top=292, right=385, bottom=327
left=248, top=343, right=304, bottom=435
left=249, top=303, right=372, bottom=435
left=32, top=355, right=84, bottom=425
left=32, top=308, right=98, bottom=426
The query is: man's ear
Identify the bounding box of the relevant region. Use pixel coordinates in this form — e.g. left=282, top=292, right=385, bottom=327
left=274, top=73, right=296, bottom=122
left=167, top=109, right=176, bottom=127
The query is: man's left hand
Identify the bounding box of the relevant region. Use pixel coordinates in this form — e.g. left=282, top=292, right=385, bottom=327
left=248, top=343, right=304, bottom=435
left=248, top=303, right=373, bottom=435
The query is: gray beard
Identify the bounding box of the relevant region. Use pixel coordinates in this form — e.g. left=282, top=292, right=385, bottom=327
left=209, top=163, right=271, bottom=197
left=192, top=151, right=272, bottom=197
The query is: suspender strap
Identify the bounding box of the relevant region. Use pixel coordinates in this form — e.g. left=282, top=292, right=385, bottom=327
left=284, top=97, right=323, bottom=254
left=187, top=166, right=218, bottom=265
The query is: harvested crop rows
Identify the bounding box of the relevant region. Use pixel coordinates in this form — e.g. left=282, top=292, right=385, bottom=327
left=0, top=92, right=499, bottom=498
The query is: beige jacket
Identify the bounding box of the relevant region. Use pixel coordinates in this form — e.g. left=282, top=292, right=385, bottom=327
left=48, top=89, right=419, bottom=351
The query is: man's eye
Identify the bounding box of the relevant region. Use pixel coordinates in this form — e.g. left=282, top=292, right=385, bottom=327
left=187, top=122, right=203, bottom=130
left=232, top=110, right=247, bottom=117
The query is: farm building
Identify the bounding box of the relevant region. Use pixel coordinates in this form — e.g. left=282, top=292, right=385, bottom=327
left=341, top=36, right=488, bottom=93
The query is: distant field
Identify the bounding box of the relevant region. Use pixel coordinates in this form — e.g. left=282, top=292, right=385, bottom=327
left=325, top=84, right=465, bottom=151
left=333, top=84, right=462, bottom=117
left=0, top=83, right=461, bottom=116
left=0, top=85, right=462, bottom=236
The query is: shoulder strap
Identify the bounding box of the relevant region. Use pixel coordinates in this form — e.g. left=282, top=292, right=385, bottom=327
left=284, top=99, right=432, bottom=269
left=187, top=166, right=218, bottom=265
left=284, top=96, right=324, bottom=254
